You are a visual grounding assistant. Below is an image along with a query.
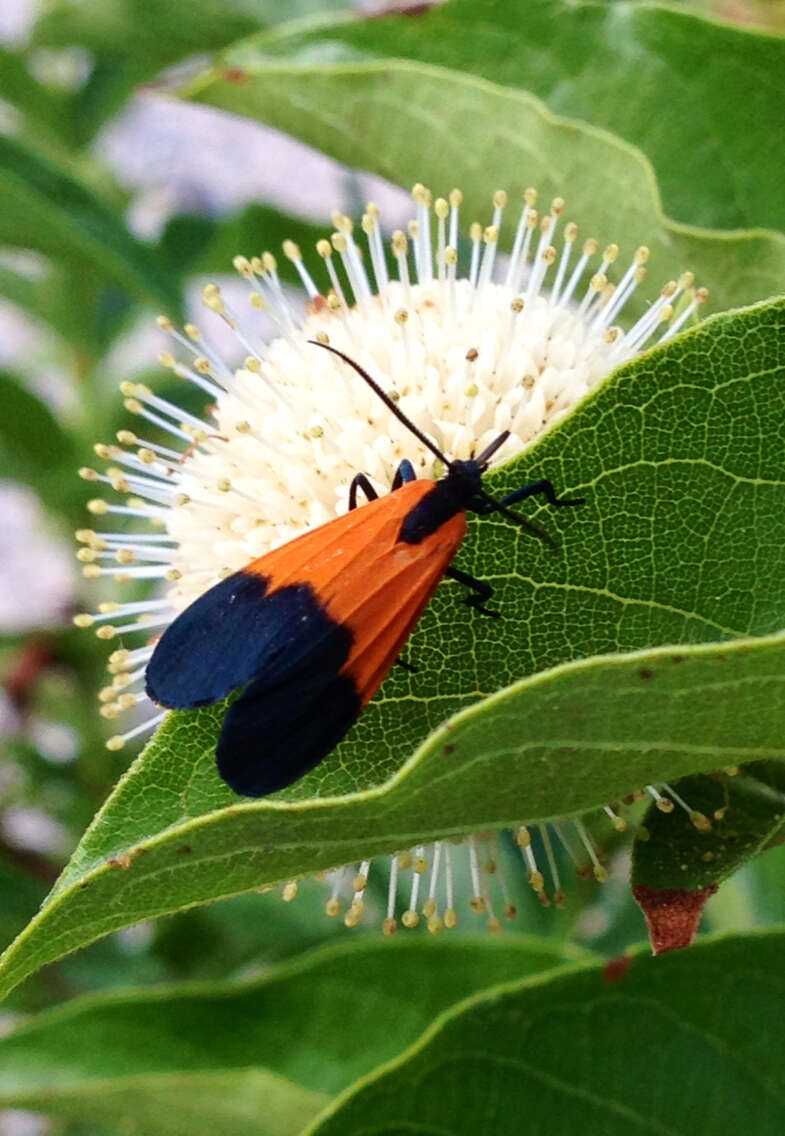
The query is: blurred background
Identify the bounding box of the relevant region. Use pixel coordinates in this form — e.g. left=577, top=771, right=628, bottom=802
left=2, top=2, right=785, bottom=1130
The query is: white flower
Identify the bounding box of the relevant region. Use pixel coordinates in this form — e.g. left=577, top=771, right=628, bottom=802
left=75, top=183, right=709, bottom=930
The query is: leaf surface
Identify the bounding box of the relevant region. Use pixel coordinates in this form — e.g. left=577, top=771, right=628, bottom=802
left=632, top=762, right=785, bottom=892
left=0, top=371, right=74, bottom=494
left=248, top=0, right=785, bottom=232
left=2, top=629, right=785, bottom=1000
left=309, top=931, right=785, bottom=1136
left=0, top=938, right=573, bottom=1135
left=182, top=48, right=785, bottom=315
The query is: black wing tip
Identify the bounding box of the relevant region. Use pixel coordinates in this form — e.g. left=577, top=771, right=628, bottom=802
left=215, top=672, right=361, bottom=798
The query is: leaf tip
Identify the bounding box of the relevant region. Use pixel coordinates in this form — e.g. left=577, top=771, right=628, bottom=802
left=632, top=883, right=718, bottom=955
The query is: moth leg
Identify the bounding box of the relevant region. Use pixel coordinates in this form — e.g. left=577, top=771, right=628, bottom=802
left=445, top=566, right=499, bottom=618
left=500, top=479, right=585, bottom=509
left=395, top=656, right=418, bottom=673
left=349, top=473, right=379, bottom=511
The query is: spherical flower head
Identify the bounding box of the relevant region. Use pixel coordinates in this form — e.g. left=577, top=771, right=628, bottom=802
left=75, top=182, right=708, bottom=928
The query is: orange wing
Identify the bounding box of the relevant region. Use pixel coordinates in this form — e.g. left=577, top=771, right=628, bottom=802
left=246, top=477, right=467, bottom=705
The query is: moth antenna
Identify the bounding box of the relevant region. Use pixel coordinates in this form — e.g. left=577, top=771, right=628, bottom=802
left=309, top=341, right=450, bottom=467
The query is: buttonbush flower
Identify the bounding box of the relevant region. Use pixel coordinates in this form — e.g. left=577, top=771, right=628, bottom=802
left=76, top=183, right=709, bottom=931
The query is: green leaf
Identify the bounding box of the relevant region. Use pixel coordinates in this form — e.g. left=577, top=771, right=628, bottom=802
left=632, top=762, right=785, bottom=892
left=0, top=370, right=74, bottom=494
left=0, top=134, right=179, bottom=312
left=0, top=937, right=574, bottom=1135
left=31, top=0, right=355, bottom=142
left=33, top=0, right=352, bottom=59
left=182, top=50, right=785, bottom=317
left=2, top=295, right=785, bottom=998
left=309, top=931, right=785, bottom=1136
left=3, top=631, right=785, bottom=1001
left=249, top=0, right=785, bottom=233
left=0, top=46, right=68, bottom=137
left=158, top=203, right=330, bottom=281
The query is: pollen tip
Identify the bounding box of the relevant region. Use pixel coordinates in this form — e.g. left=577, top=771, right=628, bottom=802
left=344, top=901, right=363, bottom=928
left=391, top=230, right=408, bottom=255
left=690, top=811, right=712, bottom=834
left=527, top=870, right=545, bottom=894
left=401, top=909, right=419, bottom=929
left=73, top=613, right=94, bottom=628
left=106, top=735, right=125, bottom=751
left=411, top=182, right=432, bottom=206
